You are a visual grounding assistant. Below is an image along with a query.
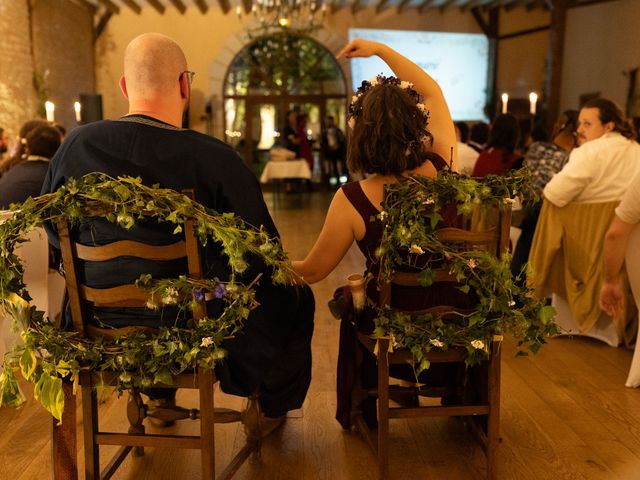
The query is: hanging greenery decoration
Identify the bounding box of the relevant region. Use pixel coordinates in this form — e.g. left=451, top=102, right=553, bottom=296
left=0, top=173, right=296, bottom=420
left=371, top=169, right=558, bottom=373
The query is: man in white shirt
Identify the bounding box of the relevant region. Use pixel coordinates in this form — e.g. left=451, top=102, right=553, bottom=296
left=543, top=98, right=640, bottom=206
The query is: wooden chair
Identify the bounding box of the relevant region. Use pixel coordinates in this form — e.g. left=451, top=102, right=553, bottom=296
left=51, top=201, right=261, bottom=480
left=352, top=204, right=512, bottom=480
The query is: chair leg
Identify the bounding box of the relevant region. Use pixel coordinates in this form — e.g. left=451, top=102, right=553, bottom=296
left=52, top=380, right=78, bottom=480
left=127, top=389, right=146, bottom=457
left=80, top=372, right=100, bottom=480
left=377, top=338, right=390, bottom=480
left=486, top=342, right=502, bottom=480
left=199, top=368, right=216, bottom=480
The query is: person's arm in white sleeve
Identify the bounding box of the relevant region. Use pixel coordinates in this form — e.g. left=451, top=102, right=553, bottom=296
left=542, top=146, right=593, bottom=207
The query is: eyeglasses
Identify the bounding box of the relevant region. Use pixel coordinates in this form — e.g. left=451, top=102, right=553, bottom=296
left=182, top=70, right=195, bottom=85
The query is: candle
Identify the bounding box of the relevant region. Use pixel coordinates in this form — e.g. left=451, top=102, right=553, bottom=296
left=74, top=101, right=82, bottom=123
left=501, top=93, right=508, bottom=114
left=529, top=92, right=538, bottom=115
left=236, top=5, right=242, bottom=18
left=45, top=101, right=55, bottom=122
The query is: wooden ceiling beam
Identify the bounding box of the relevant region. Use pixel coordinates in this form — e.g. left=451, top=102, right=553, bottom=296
left=167, top=0, right=187, bottom=13
left=195, top=0, right=210, bottom=13
left=121, top=0, right=142, bottom=14
left=98, top=0, right=120, bottom=14
left=375, top=0, right=390, bottom=13
left=396, top=0, right=412, bottom=14
left=351, top=0, right=364, bottom=14
left=438, top=0, right=458, bottom=13
left=418, top=0, right=435, bottom=14
left=146, top=0, right=166, bottom=14
left=214, top=0, right=231, bottom=15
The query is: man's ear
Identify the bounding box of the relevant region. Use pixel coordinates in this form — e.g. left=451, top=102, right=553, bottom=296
left=119, top=75, right=129, bottom=99
left=604, top=121, right=615, bottom=133
left=179, top=72, right=189, bottom=100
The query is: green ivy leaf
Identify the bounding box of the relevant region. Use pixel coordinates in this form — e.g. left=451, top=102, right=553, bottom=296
left=417, top=269, right=434, bottom=287
left=19, top=348, right=37, bottom=380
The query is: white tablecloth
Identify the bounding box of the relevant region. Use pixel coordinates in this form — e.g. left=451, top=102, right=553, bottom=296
left=260, top=160, right=312, bottom=183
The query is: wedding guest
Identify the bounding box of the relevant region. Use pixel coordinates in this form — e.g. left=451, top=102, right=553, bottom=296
left=283, top=110, right=301, bottom=157
left=455, top=121, right=479, bottom=175
left=543, top=98, right=639, bottom=207
left=321, top=115, right=347, bottom=183
left=297, top=112, right=314, bottom=170
left=0, top=119, right=49, bottom=176
left=468, top=121, right=490, bottom=153
left=472, top=114, right=522, bottom=177
left=0, top=123, right=61, bottom=208
left=41, top=32, right=314, bottom=430
left=292, top=38, right=459, bottom=428
left=0, top=127, right=8, bottom=162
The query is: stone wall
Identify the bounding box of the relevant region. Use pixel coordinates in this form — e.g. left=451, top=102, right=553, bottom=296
left=0, top=0, right=94, bottom=140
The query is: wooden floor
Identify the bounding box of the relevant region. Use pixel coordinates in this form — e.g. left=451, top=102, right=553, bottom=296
left=2, top=190, right=640, bottom=480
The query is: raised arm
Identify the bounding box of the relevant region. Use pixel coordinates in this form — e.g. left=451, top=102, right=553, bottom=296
left=337, top=39, right=457, bottom=169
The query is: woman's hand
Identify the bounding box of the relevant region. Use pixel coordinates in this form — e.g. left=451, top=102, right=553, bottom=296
left=336, top=39, right=382, bottom=59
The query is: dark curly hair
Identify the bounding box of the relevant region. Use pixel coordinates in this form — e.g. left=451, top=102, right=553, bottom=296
left=346, top=76, right=433, bottom=176
left=582, top=98, right=636, bottom=140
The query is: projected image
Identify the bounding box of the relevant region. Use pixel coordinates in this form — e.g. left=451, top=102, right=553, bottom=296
left=348, top=28, right=489, bottom=121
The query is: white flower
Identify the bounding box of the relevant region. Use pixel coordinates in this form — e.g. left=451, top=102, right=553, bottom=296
left=351, top=95, right=359, bottom=103
left=200, top=337, right=214, bottom=348
left=370, top=76, right=380, bottom=86
left=378, top=210, right=387, bottom=221
left=508, top=300, right=516, bottom=307
left=409, top=244, right=424, bottom=255
left=391, top=334, right=398, bottom=348
left=145, top=299, right=159, bottom=310
left=400, top=226, right=410, bottom=239
left=423, top=197, right=435, bottom=205
left=467, top=258, right=478, bottom=269
left=430, top=338, right=444, bottom=348
left=348, top=117, right=356, bottom=129
left=416, top=102, right=426, bottom=112
left=400, top=81, right=414, bottom=90
left=162, top=287, right=179, bottom=305
left=471, top=339, right=485, bottom=350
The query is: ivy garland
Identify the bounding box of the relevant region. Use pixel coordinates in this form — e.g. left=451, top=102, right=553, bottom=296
left=371, top=168, right=558, bottom=373
left=0, top=173, right=296, bottom=420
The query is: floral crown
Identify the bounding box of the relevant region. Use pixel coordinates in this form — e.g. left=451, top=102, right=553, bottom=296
left=347, top=74, right=430, bottom=131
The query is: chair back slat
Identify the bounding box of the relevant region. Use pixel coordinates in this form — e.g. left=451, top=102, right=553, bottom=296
left=435, top=227, right=497, bottom=245
left=56, top=190, right=206, bottom=339
left=79, top=284, right=151, bottom=308
left=74, top=240, right=187, bottom=261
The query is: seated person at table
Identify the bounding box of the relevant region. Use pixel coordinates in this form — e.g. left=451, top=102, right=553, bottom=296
left=0, top=122, right=61, bottom=208
left=293, top=39, right=465, bottom=428
left=41, top=32, right=315, bottom=424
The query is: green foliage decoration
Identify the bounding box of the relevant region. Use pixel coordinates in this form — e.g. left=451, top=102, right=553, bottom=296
left=0, top=173, right=296, bottom=421
left=371, top=168, right=558, bottom=374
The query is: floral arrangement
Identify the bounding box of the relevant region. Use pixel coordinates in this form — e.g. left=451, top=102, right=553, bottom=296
left=371, top=168, right=558, bottom=372
left=0, top=173, right=296, bottom=420
left=347, top=74, right=430, bottom=132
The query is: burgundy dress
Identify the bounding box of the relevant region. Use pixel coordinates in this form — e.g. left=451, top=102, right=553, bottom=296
left=335, top=156, right=474, bottom=429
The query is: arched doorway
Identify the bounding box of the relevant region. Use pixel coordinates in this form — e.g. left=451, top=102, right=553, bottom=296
left=223, top=33, right=347, bottom=176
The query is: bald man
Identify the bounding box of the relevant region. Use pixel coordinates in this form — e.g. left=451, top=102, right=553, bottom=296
left=41, top=33, right=315, bottom=422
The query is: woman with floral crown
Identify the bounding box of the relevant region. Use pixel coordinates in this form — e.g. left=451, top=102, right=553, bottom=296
left=292, top=39, right=462, bottom=428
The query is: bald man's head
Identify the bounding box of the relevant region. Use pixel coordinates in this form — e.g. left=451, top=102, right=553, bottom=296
left=123, top=33, right=188, bottom=101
